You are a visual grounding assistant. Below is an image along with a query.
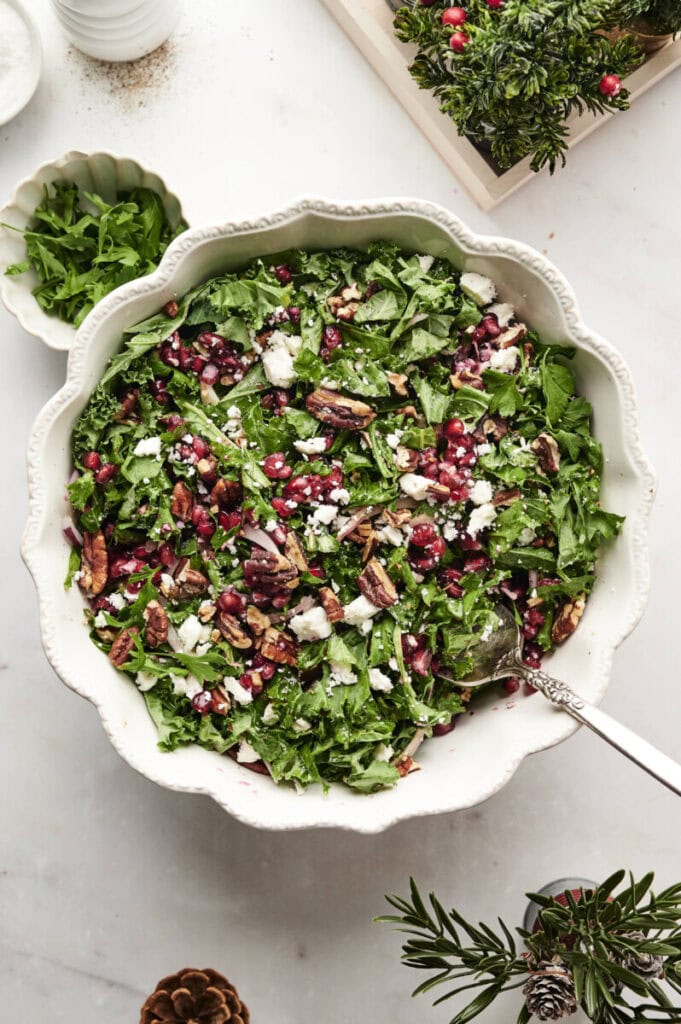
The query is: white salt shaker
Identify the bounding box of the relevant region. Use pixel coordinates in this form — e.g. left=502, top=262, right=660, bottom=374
left=51, top=0, right=181, bottom=62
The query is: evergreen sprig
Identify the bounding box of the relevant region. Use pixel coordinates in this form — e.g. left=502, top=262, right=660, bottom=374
left=394, top=0, right=645, bottom=172
left=379, top=871, right=681, bottom=1024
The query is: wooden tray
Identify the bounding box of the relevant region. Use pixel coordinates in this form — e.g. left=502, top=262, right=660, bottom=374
left=320, top=0, right=681, bottom=209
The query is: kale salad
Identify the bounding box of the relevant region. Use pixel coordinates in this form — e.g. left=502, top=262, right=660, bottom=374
left=66, top=244, right=623, bottom=792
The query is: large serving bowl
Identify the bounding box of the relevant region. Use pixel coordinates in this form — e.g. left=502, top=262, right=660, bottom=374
left=22, top=198, right=655, bottom=832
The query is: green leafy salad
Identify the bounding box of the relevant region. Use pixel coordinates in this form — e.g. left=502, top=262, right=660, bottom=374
left=66, top=244, right=623, bottom=792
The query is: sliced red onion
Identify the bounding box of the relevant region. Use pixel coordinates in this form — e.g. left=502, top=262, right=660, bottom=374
left=68, top=469, right=80, bottom=485
left=336, top=505, right=379, bottom=542
left=393, top=728, right=425, bottom=765
left=528, top=570, right=539, bottom=592
left=241, top=524, right=280, bottom=555
left=62, top=516, right=83, bottom=547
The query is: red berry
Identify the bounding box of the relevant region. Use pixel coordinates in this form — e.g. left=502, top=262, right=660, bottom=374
left=323, top=325, right=343, bottom=350
left=200, top=363, right=220, bottom=386
left=502, top=677, right=520, bottom=695
left=95, top=463, right=117, bottom=485
left=486, top=0, right=504, bottom=7
left=263, top=453, right=293, bottom=480
left=442, top=6, right=467, bottom=26
left=192, top=436, right=210, bottom=459
left=599, top=74, right=622, bottom=98
left=217, top=588, right=246, bottom=616
left=433, top=716, right=457, bottom=737
left=449, top=30, right=469, bottom=52
left=463, top=555, right=491, bottom=573
left=439, top=568, right=464, bottom=598
left=410, top=522, right=439, bottom=547
left=274, top=264, right=293, bottom=284
left=192, top=691, right=213, bottom=716
left=443, top=417, right=465, bottom=440
left=82, top=451, right=101, bottom=471
left=271, top=497, right=297, bottom=518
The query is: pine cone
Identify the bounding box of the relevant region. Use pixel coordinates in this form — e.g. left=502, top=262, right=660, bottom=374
left=618, top=931, right=665, bottom=980
left=140, top=968, right=249, bottom=1024
left=523, top=957, right=578, bottom=1021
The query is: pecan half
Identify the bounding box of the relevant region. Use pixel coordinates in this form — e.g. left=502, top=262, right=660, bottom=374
left=211, top=684, right=231, bottom=716
left=163, top=299, right=179, bottom=318
left=260, top=627, right=298, bottom=667
left=358, top=558, right=398, bottom=608
left=197, top=456, right=218, bottom=480
left=532, top=433, right=561, bottom=474
left=450, top=371, right=484, bottom=391
left=551, top=595, right=586, bottom=644
left=395, top=405, right=418, bottom=419
left=244, top=549, right=298, bottom=588
left=386, top=371, right=409, bottom=396
left=319, top=586, right=344, bottom=622
left=171, top=481, right=194, bottom=521
left=108, top=627, right=139, bottom=667
left=79, top=530, right=108, bottom=597
left=114, top=388, right=139, bottom=423
left=306, top=388, right=376, bottom=430
left=246, top=606, right=271, bottom=636
left=327, top=283, right=362, bottom=322
left=174, top=558, right=209, bottom=597
left=492, top=488, right=521, bottom=507
left=143, top=600, right=168, bottom=648
left=197, top=601, right=216, bottom=623
left=284, top=532, right=308, bottom=573
left=523, top=341, right=534, bottom=364
left=394, top=446, right=419, bottom=473
left=216, top=612, right=253, bottom=650
left=425, top=481, right=451, bottom=502
left=210, top=478, right=242, bottom=509
left=382, top=507, right=412, bottom=529
left=498, top=323, right=527, bottom=349
left=474, top=414, right=509, bottom=443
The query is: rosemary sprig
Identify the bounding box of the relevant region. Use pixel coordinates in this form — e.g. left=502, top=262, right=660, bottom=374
left=379, top=871, right=681, bottom=1024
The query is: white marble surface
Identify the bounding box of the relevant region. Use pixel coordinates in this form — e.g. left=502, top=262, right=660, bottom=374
left=1, top=2, right=680, bottom=1021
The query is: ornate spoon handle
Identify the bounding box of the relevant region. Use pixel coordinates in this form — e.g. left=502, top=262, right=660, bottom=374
left=523, top=669, right=681, bottom=797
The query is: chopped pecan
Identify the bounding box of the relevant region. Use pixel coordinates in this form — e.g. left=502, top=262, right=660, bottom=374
left=532, top=433, right=561, bottom=474
left=474, top=414, right=509, bottom=443
left=244, top=549, right=298, bottom=588
left=197, top=456, right=217, bottom=480
left=386, top=371, right=409, bottom=396
left=260, top=627, right=298, bottom=667
left=492, top=488, right=521, bottom=507
left=358, top=558, right=398, bottom=608
left=163, top=299, right=179, bottom=318
left=523, top=341, right=534, bottom=364
left=395, top=756, right=421, bottom=778
left=210, top=684, right=231, bottom=716
left=395, top=404, right=418, bottom=419
left=306, top=388, right=376, bottom=430
left=426, top=481, right=451, bottom=502
left=108, top=627, right=139, bottom=667
left=216, top=612, right=253, bottom=650
left=319, top=586, right=344, bottom=622
left=551, top=595, right=586, bottom=644
left=174, top=558, right=209, bottom=597
left=246, top=606, right=271, bottom=636
left=450, top=371, right=484, bottom=391
left=327, top=283, right=362, bottom=321
left=114, top=388, right=139, bottom=422
left=79, top=530, right=108, bottom=597
left=394, top=446, right=419, bottom=473
left=284, top=532, right=308, bottom=573
left=171, top=481, right=194, bottom=521
left=197, top=601, right=216, bottom=623
left=210, top=478, right=242, bottom=509
left=347, top=521, right=379, bottom=562
left=143, top=600, right=168, bottom=648
left=382, top=507, right=412, bottom=529
left=498, top=323, right=527, bottom=349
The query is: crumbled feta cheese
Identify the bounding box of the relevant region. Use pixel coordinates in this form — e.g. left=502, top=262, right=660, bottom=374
left=171, top=673, right=203, bottom=699
left=489, top=346, right=520, bottom=373
left=369, top=667, right=394, bottom=693
left=374, top=742, right=394, bottom=763
left=237, top=739, right=261, bottom=764
left=376, top=525, right=404, bottom=547
left=343, top=595, right=381, bottom=626
left=136, top=671, right=158, bottom=692
left=476, top=443, right=492, bottom=457
left=293, top=718, right=312, bottom=733
left=133, top=436, right=162, bottom=458
left=518, top=527, right=537, bottom=546
left=487, top=302, right=515, bottom=328
left=328, top=486, right=350, bottom=506
left=468, top=479, right=493, bottom=506
left=418, top=254, right=435, bottom=273
left=108, top=592, right=126, bottom=611
left=399, top=473, right=432, bottom=501
left=289, top=605, right=333, bottom=642
left=262, top=703, right=279, bottom=724
left=72, top=570, right=84, bottom=583
left=388, top=657, right=399, bottom=672
left=224, top=676, right=254, bottom=705
left=261, top=330, right=301, bottom=388
left=460, top=271, right=497, bottom=307
left=385, top=430, right=403, bottom=450
left=468, top=502, right=497, bottom=538
left=294, top=436, right=328, bottom=456
left=94, top=611, right=107, bottom=628
left=311, top=504, right=338, bottom=527
left=320, top=377, right=339, bottom=390
left=329, top=661, right=358, bottom=687
left=226, top=404, right=242, bottom=420
left=177, top=615, right=203, bottom=653
left=443, top=521, right=458, bottom=542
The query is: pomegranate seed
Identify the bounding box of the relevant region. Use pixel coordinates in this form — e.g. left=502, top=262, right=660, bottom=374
left=192, top=436, right=210, bottom=459
left=323, top=325, right=343, bottom=349
left=271, top=497, right=297, bottom=518
left=158, top=543, right=175, bottom=567
left=191, top=356, right=204, bottom=373
left=321, top=465, right=343, bottom=493
left=410, top=522, right=439, bottom=547
left=439, top=568, right=464, bottom=597
left=480, top=314, right=501, bottom=338
left=538, top=577, right=560, bottom=588
left=433, top=716, right=457, bottom=736
left=95, top=463, right=117, bottom=485
left=502, top=677, right=520, bottom=695
left=307, top=562, right=324, bottom=578
left=273, top=388, right=290, bottom=408
left=288, top=306, right=301, bottom=324
left=110, top=556, right=145, bottom=578
left=463, top=555, right=491, bottom=573
left=196, top=332, right=226, bottom=354
left=217, top=589, right=246, bottom=616
left=459, top=533, right=482, bottom=551
left=522, top=642, right=543, bottom=669
left=270, top=590, right=292, bottom=610
left=521, top=622, right=539, bottom=640
left=443, top=418, right=465, bottom=440
left=412, top=648, right=433, bottom=676
left=252, top=652, right=277, bottom=680
left=150, top=379, right=169, bottom=404
left=82, top=451, right=101, bottom=471
left=132, top=544, right=150, bottom=560
left=263, top=453, right=293, bottom=480
left=200, top=363, right=220, bottom=386
left=283, top=474, right=323, bottom=503
left=525, top=608, right=546, bottom=627
left=125, top=579, right=144, bottom=597
left=458, top=452, right=478, bottom=468
left=163, top=414, right=185, bottom=431
left=274, top=264, right=293, bottom=284
left=240, top=672, right=264, bottom=696
left=192, top=691, right=213, bottom=715
left=178, top=347, right=194, bottom=371
left=197, top=520, right=216, bottom=540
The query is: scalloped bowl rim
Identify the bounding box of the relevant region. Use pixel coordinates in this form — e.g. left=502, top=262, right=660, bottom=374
left=21, top=197, right=656, bottom=832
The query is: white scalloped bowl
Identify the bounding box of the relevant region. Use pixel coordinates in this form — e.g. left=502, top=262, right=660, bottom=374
left=22, top=199, right=655, bottom=832
left=0, top=151, right=185, bottom=351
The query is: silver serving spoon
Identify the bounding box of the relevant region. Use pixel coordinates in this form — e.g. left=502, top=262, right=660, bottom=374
left=438, top=605, right=681, bottom=796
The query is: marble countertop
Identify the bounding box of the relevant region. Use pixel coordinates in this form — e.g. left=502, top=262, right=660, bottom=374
left=2, top=2, right=680, bottom=1021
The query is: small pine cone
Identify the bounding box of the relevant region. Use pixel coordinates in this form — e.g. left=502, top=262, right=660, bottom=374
left=618, top=931, right=665, bottom=980
left=140, top=968, right=249, bottom=1024
left=523, top=957, right=578, bottom=1021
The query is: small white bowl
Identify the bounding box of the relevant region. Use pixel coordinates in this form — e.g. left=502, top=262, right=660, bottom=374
left=51, top=0, right=180, bottom=61
left=0, top=150, right=185, bottom=351
left=0, top=0, right=42, bottom=127
left=22, top=198, right=655, bottom=832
